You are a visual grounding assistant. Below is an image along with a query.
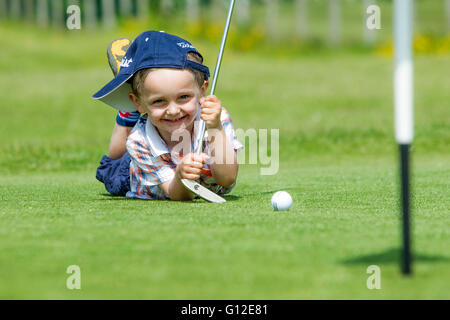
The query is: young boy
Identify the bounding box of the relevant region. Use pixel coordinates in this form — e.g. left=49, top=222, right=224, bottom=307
left=93, top=31, right=243, bottom=201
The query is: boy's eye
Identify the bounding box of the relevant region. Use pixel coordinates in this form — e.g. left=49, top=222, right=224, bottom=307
left=152, top=99, right=164, bottom=104
left=179, top=95, right=190, bottom=100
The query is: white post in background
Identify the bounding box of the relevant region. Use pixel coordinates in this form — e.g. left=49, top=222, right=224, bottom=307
left=186, top=0, right=199, bottom=22
left=67, top=0, right=80, bottom=8
left=136, top=0, right=150, bottom=21
left=101, top=0, right=116, bottom=29
left=394, top=1, right=414, bottom=146
left=24, top=0, right=34, bottom=22
left=84, top=0, right=97, bottom=28
left=446, top=0, right=450, bottom=33
left=394, top=0, right=414, bottom=276
left=266, top=0, right=279, bottom=42
left=295, top=0, right=308, bottom=39
left=161, top=0, right=174, bottom=15
left=119, top=0, right=132, bottom=17
left=211, top=0, right=223, bottom=21
left=51, top=0, right=64, bottom=27
left=329, top=0, right=341, bottom=46
left=236, top=0, right=250, bottom=24
left=37, top=0, right=49, bottom=27
left=0, top=0, right=8, bottom=20
left=363, top=0, right=377, bottom=44
left=10, top=0, right=21, bottom=19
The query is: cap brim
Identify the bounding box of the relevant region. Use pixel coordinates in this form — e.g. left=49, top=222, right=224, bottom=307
left=92, top=74, right=137, bottom=113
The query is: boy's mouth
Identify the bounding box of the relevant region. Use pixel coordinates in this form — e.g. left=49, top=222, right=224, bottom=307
left=163, top=115, right=188, bottom=123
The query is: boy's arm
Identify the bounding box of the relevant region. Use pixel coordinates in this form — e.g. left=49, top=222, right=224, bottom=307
left=200, top=95, right=240, bottom=188
left=160, top=176, right=195, bottom=201
left=108, top=123, right=132, bottom=159
left=207, top=124, right=239, bottom=187
left=109, top=111, right=140, bottom=159
left=159, top=153, right=210, bottom=201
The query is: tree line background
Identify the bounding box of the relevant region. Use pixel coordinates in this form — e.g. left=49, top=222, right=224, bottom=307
left=0, top=0, right=449, bottom=52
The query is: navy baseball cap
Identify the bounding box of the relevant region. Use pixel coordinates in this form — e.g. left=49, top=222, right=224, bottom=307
left=92, top=31, right=210, bottom=112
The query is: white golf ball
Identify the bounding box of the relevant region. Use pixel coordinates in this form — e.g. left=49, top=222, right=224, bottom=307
left=271, top=191, right=293, bottom=211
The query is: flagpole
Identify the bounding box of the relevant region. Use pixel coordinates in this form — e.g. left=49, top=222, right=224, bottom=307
left=394, top=0, right=414, bottom=275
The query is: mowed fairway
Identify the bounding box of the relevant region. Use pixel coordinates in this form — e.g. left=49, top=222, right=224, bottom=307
left=0, top=24, right=449, bottom=299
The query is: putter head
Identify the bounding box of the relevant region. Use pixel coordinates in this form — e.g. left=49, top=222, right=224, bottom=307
left=107, top=38, right=131, bottom=76
left=181, top=179, right=226, bottom=203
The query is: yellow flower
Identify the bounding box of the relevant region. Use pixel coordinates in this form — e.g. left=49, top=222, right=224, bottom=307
left=187, top=22, right=202, bottom=38
left=205, top=24, right=223, bottom=41
left=413, top=35, right=434, bottom=54
left=436, top=36, right=450, bottom=55
left=375, top=40, right=393, bottom=57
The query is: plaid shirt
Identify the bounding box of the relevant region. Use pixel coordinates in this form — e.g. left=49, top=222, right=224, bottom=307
left=125, top=107, right=243, bottom=200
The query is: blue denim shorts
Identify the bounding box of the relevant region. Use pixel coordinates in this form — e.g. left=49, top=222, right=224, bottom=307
left=96, top=153, right=131, bottom=196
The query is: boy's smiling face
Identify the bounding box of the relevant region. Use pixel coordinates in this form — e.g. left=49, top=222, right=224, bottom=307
left=129, top=68, right=208, bottom=145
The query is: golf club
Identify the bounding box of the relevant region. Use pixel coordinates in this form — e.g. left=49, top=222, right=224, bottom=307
left=181, top=0, right=236, bottom=203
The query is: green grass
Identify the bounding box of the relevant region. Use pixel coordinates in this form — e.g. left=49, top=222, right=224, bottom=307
left=0, top=10, right=449, bottom=299
left=1, top=161, right=449, bottom=299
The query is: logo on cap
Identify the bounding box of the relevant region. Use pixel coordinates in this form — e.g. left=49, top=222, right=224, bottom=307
left=177, top=42, right=195, bottom=49
left=120, top=57, right=133, bottom=68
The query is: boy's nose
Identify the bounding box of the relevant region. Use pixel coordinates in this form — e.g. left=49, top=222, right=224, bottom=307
left=166, top=102, right=180, bottom=115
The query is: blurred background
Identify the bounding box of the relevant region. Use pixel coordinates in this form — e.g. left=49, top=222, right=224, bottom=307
left=0, top=0, right=449, bottom=173
left=1, top=0, right=449, bottom=51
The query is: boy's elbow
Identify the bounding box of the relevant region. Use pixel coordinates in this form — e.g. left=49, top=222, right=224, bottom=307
left=219, top=179, right=236, bottom=188
left=166, top=190, right=196, bottom=201
left=214, top=165, right=238, bottom=188
left=161, top=180, right=196, bottom=201
left=215, top=175, right=237, bottom=188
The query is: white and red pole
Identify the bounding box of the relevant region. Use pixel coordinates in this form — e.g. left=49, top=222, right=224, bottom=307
left=394, top=0, right=414, bottom=275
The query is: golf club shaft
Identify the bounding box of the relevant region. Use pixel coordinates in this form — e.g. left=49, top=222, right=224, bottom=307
left=195, top=0, right=235, bottom=155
